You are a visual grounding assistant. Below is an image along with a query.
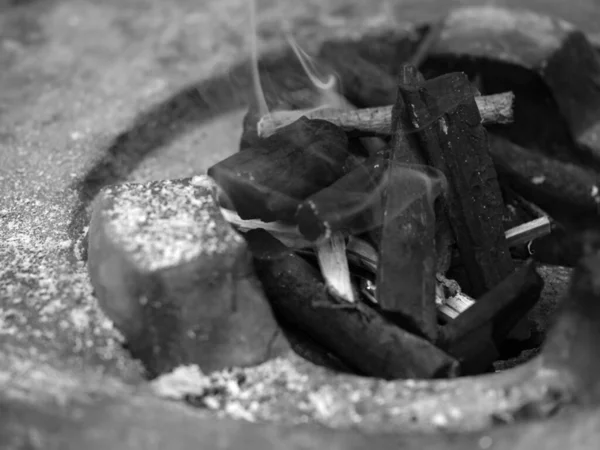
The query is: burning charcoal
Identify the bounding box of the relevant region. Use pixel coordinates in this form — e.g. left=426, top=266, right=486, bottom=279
left=426, top=6, right=600, bottom=169
left=415, top=72, right=515, bottom=297
left=489, top=135, right=600, bottom=230
left=542, top=230, right=600, bottom=404
left=246, top=229, right=460, bottom=380
left=374, top=65, right=439, bottom=341
left=208, top=117, right=353, bottom=223
left=87, top=176, right=290, bottom=377
left=257, top=92, right=514, bottom=138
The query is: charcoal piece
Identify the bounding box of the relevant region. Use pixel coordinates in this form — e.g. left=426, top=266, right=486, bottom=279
left=399, top=72, right=459, bottom=274
left=419, top=72, right=515, bottom=297
left=439, top=261, right=542, bottom=375
left=247, top=230, right=460, bottom=380
left=295, top=156, right=386, bottom=242
left=542, top=230, right=600, bottom=403
left=374, top=65, right=438, bottom=341
left=209, top=117, right=352, bottom=223
left=489, top=135, right=600, bottom=231
left=87, top=176, right=290, bottom=377
left=438, top=260, right=543, bottom=348
left=425, top=6, right=600, bottom=170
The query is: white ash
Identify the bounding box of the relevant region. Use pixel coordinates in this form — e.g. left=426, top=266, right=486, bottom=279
left=142, top=349, right=570, bottom=434
left=151, top=365, right=210, bottom=400
left=102, top=176, right=244, bottom=272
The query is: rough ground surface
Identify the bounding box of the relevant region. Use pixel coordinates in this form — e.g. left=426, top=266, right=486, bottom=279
left=1, top=0, right=600, bottom=447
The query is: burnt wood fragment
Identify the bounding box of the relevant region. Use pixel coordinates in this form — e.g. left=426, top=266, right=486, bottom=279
left=490, top=135, right=600, bottom=231
left=399, top=71, right=459, bottom=275
left=419, top=73, right=515, bottom=297
left=209, top=118, right=353, bottom=223
left=295, top=156, right=384, bottom=241
left=439, top=261, right=543, bottom=374
left=438, top=260, right=543, bottom=347
left=247, top=230, right=459, bottom=380
left=295, top=155, right=447, bottom=243
left=375, top=65, right=438, bottom=341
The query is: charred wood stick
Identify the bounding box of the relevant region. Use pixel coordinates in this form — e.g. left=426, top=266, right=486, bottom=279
left=375, top=65, right=438, bottom=341
left=438, top=260, right=543, bottom=348
left=208, top=118, right=355, bottom=223
left=257, top=92, right=514, bottom=138
left=396, top=69, right=456, bottom=275
left=438, top=260, right=542, bottom=374
left=246, top=229, right=460, bottom=380
left=491, top=135, right=600, bottom=266
left=296, top=156, right=387, bottom=242
left=414, top=73, right=515, bottom=297
left=490, top=135, right=600, bottom=230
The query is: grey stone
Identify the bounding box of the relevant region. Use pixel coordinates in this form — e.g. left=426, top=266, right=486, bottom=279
left=87, top=175, right=289, bottom=376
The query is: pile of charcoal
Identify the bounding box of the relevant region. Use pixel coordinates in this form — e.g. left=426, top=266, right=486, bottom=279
left=207, top=8, right=600, bottom=380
